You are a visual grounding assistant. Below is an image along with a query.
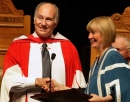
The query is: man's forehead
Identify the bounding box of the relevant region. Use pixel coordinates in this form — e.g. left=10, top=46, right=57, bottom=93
left=39, top=3, right=56, bottom=11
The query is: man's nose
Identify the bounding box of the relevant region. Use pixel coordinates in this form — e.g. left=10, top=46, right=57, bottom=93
left=41, top=19, right=47, bottom=26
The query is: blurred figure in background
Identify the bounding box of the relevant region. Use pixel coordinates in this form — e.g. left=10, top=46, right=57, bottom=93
left=112, top=35, right=130, bottom=65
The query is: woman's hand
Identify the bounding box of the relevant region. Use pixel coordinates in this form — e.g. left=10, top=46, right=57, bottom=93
left=88, top=94, right=113, bottom=102
left=51, top=79, right=70, bottom=91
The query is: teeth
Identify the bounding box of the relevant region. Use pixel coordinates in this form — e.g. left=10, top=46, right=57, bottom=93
left=90, top=39, right=97, bottom=43
left=90, top=39, right=95, bottom=42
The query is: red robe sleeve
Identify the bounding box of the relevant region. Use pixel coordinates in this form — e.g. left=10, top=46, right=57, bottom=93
left=61, top=40, right=86, bottom=87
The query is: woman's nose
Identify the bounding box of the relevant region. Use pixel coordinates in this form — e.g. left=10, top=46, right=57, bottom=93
left=88, top=33, right=93, bottom=39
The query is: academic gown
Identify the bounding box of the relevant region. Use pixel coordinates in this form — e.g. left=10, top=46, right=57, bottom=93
left=0, top=32, right=86, bottom=102
left=85, top=47, right=130, bottom=102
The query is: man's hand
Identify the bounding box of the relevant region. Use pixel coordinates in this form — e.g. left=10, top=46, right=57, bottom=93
left=35, top=77, right=51, bottom=91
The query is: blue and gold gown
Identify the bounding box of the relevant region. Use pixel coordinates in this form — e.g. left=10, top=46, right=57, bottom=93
left=85, top=47, right=130, bottom=102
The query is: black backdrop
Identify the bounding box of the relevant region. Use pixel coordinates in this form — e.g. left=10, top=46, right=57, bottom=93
left=11, top=0, right=130, bottom=81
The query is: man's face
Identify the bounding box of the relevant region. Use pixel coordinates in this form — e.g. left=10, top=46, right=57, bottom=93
left=112, top=37, right=129, bottom=60
left=34, top=4, right=57, bottom=38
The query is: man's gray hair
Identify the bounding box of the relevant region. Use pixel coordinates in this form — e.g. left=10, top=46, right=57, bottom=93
left=34, top=2, right=60, bottom=23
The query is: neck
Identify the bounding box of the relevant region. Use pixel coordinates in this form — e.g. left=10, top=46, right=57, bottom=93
left=98, top=47, right=109, bottom=60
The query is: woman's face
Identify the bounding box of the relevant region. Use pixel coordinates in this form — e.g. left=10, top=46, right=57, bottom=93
left=88, top=29, right=103, bottom=50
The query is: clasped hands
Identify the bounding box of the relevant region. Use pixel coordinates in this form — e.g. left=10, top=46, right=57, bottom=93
left=35, top=78, right=112, bottom=102
left=35, top=77, right=68, bottom=92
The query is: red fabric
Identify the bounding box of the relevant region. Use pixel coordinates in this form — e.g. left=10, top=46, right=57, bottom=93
left=60, top=41, right=83, bottom=87
left=3, top=34, right=65, bottom=75
left=3, top=34, right=82, bottom=88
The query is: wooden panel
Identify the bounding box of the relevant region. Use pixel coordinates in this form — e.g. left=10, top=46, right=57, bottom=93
left=0, top=49, right=6, bottom=88
left=0, top=68, right=2, bottom=88
left=111, top=6, right=130, bottom=38
left=0, top=0, right=31, bottom=87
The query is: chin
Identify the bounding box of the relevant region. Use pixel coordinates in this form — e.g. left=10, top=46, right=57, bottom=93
left=37, top=31, right=47, bottom=35
left=91, top=43, right=97, bottom=48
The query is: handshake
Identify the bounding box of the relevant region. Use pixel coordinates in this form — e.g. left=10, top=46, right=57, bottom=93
left=32, top=78, right=90, bottom=102
left=35, top=78, right=70, bottom=92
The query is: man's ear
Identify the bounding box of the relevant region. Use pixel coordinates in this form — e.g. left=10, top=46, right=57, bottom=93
left=54, top=23, right=58, bottom=28
left=33, top=17, right=36, bottom=24
left=34, top=19, right=36, bottom=24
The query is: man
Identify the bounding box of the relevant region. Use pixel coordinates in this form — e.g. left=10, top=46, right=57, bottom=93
left=112, top=35, right=130, bottom=64
left=0, top=2, right=86, bottom=102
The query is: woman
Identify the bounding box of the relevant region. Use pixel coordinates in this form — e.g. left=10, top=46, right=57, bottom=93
left=51, top=16, right=130, bottom=102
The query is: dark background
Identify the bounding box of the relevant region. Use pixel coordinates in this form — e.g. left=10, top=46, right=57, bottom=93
left=12, top=0, right=130, bottom=81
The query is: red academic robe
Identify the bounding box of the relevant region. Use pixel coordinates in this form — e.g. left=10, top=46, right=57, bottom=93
left=0, top=33, right=86, bottom=102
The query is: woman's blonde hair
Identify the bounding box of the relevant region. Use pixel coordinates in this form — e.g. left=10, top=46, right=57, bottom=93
left=87, top=16, right=116, bottom=48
